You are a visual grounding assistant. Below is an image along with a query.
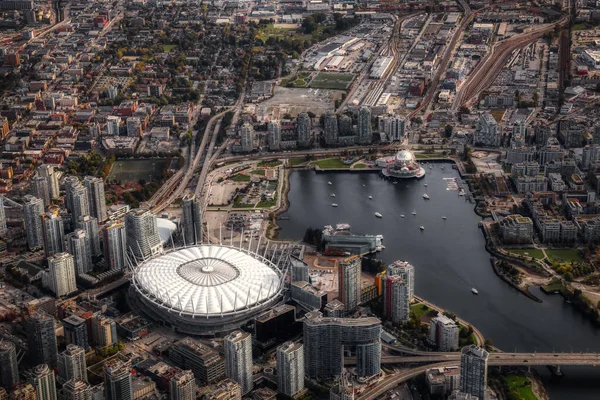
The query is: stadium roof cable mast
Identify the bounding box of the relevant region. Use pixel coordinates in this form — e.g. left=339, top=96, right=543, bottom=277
left=130, top=223, right=289, bottom=335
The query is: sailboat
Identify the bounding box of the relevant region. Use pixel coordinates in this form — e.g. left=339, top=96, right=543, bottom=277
left=412, top=210, right=417, bottom=215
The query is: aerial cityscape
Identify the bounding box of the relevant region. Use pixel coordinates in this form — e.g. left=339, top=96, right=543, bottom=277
left=0, top=0, right=599, bottom=398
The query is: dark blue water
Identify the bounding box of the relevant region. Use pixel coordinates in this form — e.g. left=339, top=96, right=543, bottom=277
left=278, top=167, right=600, bottom=399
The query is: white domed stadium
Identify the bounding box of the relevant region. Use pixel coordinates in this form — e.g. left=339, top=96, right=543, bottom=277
left=381, top=150, right=425, bottom=179
left=130, top=244, right=284, bottom=335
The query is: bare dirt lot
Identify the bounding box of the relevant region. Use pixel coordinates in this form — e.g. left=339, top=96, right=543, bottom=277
left=255, top=86, right=345, bottom=121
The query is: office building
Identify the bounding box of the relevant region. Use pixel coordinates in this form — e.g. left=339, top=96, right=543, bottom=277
left=297, top=112, right=311, bottom=147
left=31, top=176, right=51, bottom=207
left=304, top=312, right=381, bottom=378
left=28, top=364, right=56, bottom=400
left=169, top=337, right=225, bottom=385
left=66, top=230, right=92, bottom=275
left=428, top=314, right=459, bottom=351
left=474, top=113, right=500, bottom=147
left=182, top=194, right=202, bottom=246
left=240, top=123, right=254, bottom=153
left=386, top=260, right=415, bottom=301
left=460, top=345, right=489, bottom=400
left=268, top=121, right=281, bottom=151
left=169, top=370, right=196, bottom=400
left=37, top=165, right=59, bottom=200
left=104, top=359, right=133, bottom=400
left=254, top=305, right=297, bottom=346
left=26, top=312, right=58, bottom=369
left=124, top=209, right=162, bottom=260
left=83, top=177, right=107, bottom=222
left=48, top=253, right=77, bottom=297
left=382, top=276, right=409, bottom=323
left=62, top=380, right=92, bottom=400
left=91, top=314, right=117, bottom=348
left=76, top=215, right=100, bottom=257
left=357, top=107, right=372, bottom=145
left=58, top=345, right=87, bottom=384
left=338, top=256, right=361, bottom=312
left=23, top=195, right=45, bottom=250
left=42, top=212, right=64, bottom=257
left=277, top=342, right=304, bottom=397
left=63, top=316, right=89, bottom=351
left=224, top=331, right=253, bottom=395
left=324, top=112, right=338, bottom=145
left=102, top=221, right=127, bottom=270
left=0, top=341, right=19, bottom=389
left=290, top=256, right=309, bottom=282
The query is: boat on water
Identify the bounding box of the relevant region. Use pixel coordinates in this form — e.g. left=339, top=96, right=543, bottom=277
left=423, top=193, right=430, bottom=200
left=441, top=166, right=445, bottom=170
left=412, top=210, right=417, bottom=215
left=330, top=194, right=336, bottom=197
left=368, top=195, right=373, bottom=200
left=442, top=216, right=447, bottom=220
left=332, top=203, right=338, bottom=207
left=459, top=190, right=465, bottom=197
left=424, top=183, right=428, bottom=187
left=374, top=212, right=383, bottom=218
left=419, top=226, right=425, bottom=230
left=471, top=288, right=479, bottom=295
left=393, top=181, right=398, bottom=184
left=362, top=184, right=366, bottom=187
left=400, top=214, right=405, bottom=218
left=429, top=166, right=433, bottom=169
left=336, top=223, right=351, bottom=231
left=328, top=181, right=332, bottom=185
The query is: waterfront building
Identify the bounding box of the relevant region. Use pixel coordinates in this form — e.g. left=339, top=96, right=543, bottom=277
left=47, top=253, right=77, bottom=297
left=276, top=342, right=304, bottom=397
left=76, top=215, right=100, bottom=257
left=0, top=340, right=19, bottom=389
left=383, top=276, right=409, bottom=324
left=104, top=359, right=133, bottom=400
left=66, top=230, right=92, bottom=275
left=62, top=380, right=92, bottom=400
left=58, top=345, right=87, bottom=384
left=240, top=123, right=255, bottom=153
left=378, top=114, right=405, bottom=141
left=381, top=150, right=425, bottom=179
left=357, top=107, right=372, bottom=145
left=268, top=121, right=281, bottom=151
left=338, top=256, right=361, bottom=312
left=124, top=209, right=162, bottom=260
left=182, top=194, right=202, bottom=246
left=42, top=211, right=65, bottom=257
left=474, top=113, right=500, bottom=147
left=426, top=366, right=460, bottom=396
left=499, top=215, right=533, bottom=244
left=329, top=373, right=354, bottom=400
left=169, top=337, right=225, bottom=385
left=26, top=312, right=58, bottom=369
left=428, top=314, right=459, bottom=351
left=91, top=314, right=117, bottom=348
left=63, top=316, right=89, bottom=351
left=339, top=115, right=353, bottom=137
left=23, top=195, right=45, bottom=250
left=83, top=176, right=107, bottom=222
left=296, top=113, right=311, bottom=147
left=169, top=370, right=196, bottom=400
left=324, top=112, right=338, bottom=146
left=386, top=260, right=415, bottom=301
left=37, top=165, right=59, bottom=200
left=28, top=364, right=56, bottom=400
left=460, top=345, right=488, bottom=400
left=31, top=176, right=51, bottom=207
left=304, top=312, right=381, bottom=378
left=102, top=221, right=127, bottom=270
left=224, top=331, right=253, bottom=395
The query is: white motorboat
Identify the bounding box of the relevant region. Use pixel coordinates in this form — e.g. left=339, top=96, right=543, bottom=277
left=400, top=214, right=405, bottom=218
left=332, top=203, right=338, bottom=207
left=419, top=226, right=425, bottom=230
left=429, top=166, right=433, bottom=169
left=375, top=212, right=383, bottom=218
left=412, top=210, right=417, bottom=215
left=330, top=194, right=336, bottom=197
left=368, top=195, right=373, bottom=200
left=459, top=190, right=465, bottom=197
left=362, top=184, right=366, bottom=187
left=424, top=183, right=428, bottom=187
left=328, top=181, right=332, bottom=185
left=442, top=216, right=447, bottom=220
left=423, top=194, right=430, bottom=200
left=441, top=166, right=445, bottom=170
left=471, top=288, right=479, bottom=295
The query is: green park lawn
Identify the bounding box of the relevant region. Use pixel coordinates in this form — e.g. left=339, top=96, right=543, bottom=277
left=311, top=158, right=350, bottom=169
left=289, top=157, right=307, bottom=167
left=506, top=248, right=545, bottom=260
left=162, top=44, right=177, bottom=52
left=229, top=174, right=251, bottom=182
left=545, top=248, right=583, bottom=263
left=504, top=375, right=537, bottom=400
left=410, top=303, right=432, bottom=321
left=252, top=169, right=266, bottom=176
left=258, top=160, right=283, bottom=168
left=353, top=163, right=367, bottom=169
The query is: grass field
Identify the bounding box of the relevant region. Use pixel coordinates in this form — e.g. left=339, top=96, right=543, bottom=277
left=410, top=303, right=432, bottom=321
left=311, top=158, right=350, bottom=169
left=252, top=169, right=266, bottom=176
left=309, top=72, right=356, bottom=90
left=258, top=160, right=283, bottom=168
left=573, top=23, right=587, bottom=31
left=353, top=163, right=367, bottom=169
left=162, top=44, right=177, bottom=52
left=506, top=248, right=545, bottom=260
left=546, top=249, right=583, bottom=263
left=230, top=174, right=251, bottom=182
left=108, top=159, right=167, bottom=182
left=504, top=375, right=536, bottom=400
left=542, top=278, right=564, bottom=293
left=289, top=157, right=307, bottom=167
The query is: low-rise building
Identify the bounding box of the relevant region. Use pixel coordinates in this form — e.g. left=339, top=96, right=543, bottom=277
left=499, top=215, right=534, bottom=244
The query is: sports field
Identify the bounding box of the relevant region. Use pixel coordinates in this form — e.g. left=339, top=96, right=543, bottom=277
left=108, top=159, right=167, bottom=182
left=309, top=72, right=355, bottom=90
